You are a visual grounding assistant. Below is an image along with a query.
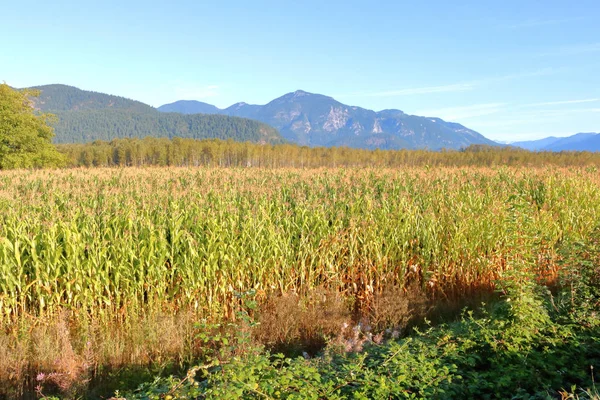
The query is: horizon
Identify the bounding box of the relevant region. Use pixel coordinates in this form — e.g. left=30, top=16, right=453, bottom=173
left=2, top=0, right=598, bottom=141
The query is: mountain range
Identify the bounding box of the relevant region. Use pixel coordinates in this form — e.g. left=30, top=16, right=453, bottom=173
left=29, top=85, right=282, bottom=144
left=158, top=91, right=497, bottom=150
left=511, top=132, right=600, bottom=152
left=25, top=84, right=597, bottom=152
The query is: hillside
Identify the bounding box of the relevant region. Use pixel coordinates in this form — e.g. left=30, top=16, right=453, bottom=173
left=511, top=137, right=562, bottom=151
left=29, top=85, right=284, bottom=144
left=159, top=90, right=498, bottom=150
left=158, top=100, right=221, bottom=114
left=513, top=132, right=600, bottom=152
left=51, top=109, right=282, bottom=144
left=31, top=84, right=155, bottom=113
left=544, top=133, right=600, bottom=152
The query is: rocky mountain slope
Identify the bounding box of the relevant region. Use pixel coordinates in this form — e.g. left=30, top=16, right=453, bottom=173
left=159, top=90, right=498, bottom=150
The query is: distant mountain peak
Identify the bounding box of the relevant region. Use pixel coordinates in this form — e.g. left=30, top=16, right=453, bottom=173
left=512, top=132, right=600, bottom=152
left=158, top=90, right=498, bottom=150
left=278, top=90, right=309, bottom=100
left=293, top=90, right=310, bottom=97
left=158, top=100, right=222, bottom=115
left=276, top=90, right=334, bottom=102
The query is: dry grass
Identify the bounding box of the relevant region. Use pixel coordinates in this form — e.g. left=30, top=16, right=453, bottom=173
left=256, top=288, right=353, bottom=354
left=367, top=284, right=429, bottom=333
left=0, top=309, right=199, bottom=398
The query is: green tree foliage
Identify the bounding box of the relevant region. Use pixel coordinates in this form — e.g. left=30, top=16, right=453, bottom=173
left=59, top=137, right=600, bottom=168
left=28, top=84, right=284, bottom=145
left=0, top=84, right=65, bottom=169
left=51, top=109, right=284, bottom=145
left=31, top=83, right=155, bottom=112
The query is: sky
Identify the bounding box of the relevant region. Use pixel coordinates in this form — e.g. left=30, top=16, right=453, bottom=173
left=1, top=0, right=599, bottom=141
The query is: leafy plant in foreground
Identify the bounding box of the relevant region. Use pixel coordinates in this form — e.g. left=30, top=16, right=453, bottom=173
left=117, top=248, right=600, bottom=399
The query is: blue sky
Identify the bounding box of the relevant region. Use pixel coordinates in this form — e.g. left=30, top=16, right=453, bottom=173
left=1, top=0, right=598, bottom=141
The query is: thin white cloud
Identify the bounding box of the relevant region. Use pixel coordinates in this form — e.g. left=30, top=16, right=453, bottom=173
left=411, top=99, right=599, bottom=128
left=466, top=107, right=600, bottom=132
left=482, top=68, right=557, bottom=83
left=537, top=43, right=600, bottom=57
left=488, top=131, right=577, bottom=142
left=473, top=117, right=559, bottom=129
left=415, top=103, right=506, bottom=121
left=352, top=83, right=476, bottom=97
left=339, top=68, right=558, bottom=99
left=520, top=107, right=600, bottom=117
left=523, top=98, right=599, bottom=107
left=476, top=107, right=600, bottom=125
left=502, top=17, right=586, bottom=29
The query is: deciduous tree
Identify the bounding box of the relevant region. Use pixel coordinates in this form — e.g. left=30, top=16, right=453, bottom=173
left=0, top=83, right=65, bottom=169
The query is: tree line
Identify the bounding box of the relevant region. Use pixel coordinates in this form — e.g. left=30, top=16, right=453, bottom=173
left=58, top=137, right=600, bottom=168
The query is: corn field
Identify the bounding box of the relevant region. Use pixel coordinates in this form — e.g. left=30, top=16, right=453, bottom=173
left=1, top=166, right=599, bottom=326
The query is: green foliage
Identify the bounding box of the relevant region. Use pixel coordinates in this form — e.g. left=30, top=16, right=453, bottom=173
left=118, top=249, right=600, bottom=399
left=58, top=137, right=600, bottom=168
left=0, top=84, right=66, bottom=169
left=51, top=110, right=283, bottom=145
left=555, top=229, right=600, bottom=325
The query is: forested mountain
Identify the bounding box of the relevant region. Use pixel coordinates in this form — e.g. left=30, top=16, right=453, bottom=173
left=23, top=85, right=598, bottom=151
left=158, top=100, right=221, bottom=114
left=159, top=90, right=498, bottom=150
left=31, top=84, right=154, bottom=113
left=28, top=85, right=284, bottom=144
left=51, top=109, right=282, bottom=144
left=512, top=132, right=600, bottom=152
